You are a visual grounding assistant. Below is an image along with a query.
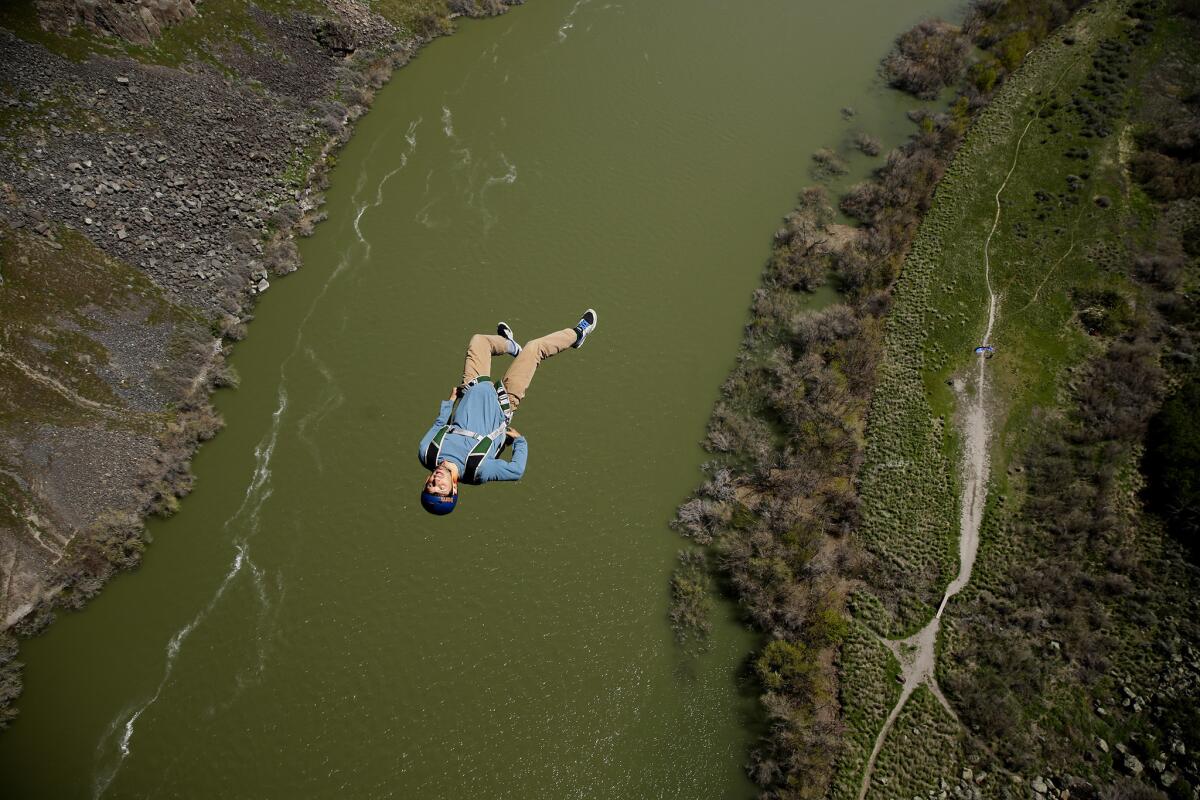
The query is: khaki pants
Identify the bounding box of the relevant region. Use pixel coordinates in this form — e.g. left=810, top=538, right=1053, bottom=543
left=461, top=329, right=577, bottom=411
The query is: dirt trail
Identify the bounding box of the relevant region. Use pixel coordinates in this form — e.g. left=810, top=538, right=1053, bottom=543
left=934, top=48, right=1083, bottom=617
left=856, top=251, right=996, bottom=800
left=855, top=64, right=1076, bottom=799
left=0, top=349, right=125, bottom=418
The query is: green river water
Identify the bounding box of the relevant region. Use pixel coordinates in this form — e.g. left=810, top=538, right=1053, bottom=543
left=2, top=1, right=956, bottom=796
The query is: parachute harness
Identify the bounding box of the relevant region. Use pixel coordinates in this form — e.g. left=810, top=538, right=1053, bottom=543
left=420, top=377, right=514, bottom=484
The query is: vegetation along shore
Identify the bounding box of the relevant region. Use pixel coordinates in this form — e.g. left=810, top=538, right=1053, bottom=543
left=672, top=0, right=1200, bottom=797
left=0, top=0, right=521, bottom=727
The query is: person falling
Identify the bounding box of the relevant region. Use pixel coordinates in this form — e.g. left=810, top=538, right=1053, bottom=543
left=417, top=309, right=598, bottom=515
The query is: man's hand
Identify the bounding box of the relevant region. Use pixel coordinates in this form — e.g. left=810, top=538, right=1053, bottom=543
left=448, top=386, right=461, bottom=401
left=505, top=427, right=522, bottom=440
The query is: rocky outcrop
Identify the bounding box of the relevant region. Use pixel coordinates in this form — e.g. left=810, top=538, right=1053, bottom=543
left=312, top=16, right=356, bottom=55
left=36, top=0, right=198, bottom=45
left=0, top=0, right=402, bottom=633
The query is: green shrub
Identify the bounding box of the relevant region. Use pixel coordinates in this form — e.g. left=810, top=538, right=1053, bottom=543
left=756, top=639, right=817, bottom=694
left=1144, top=375, right=1200, bottom=556
left=970, top=58, right=1001, bottom=93
left=669, top=550, right=714, bottom=642
left=998, top=30, right=1034, bottom=71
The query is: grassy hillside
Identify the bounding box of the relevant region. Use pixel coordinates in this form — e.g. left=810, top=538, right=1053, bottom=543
left=854, top=0, right=1136, bottom=637
left=839, top=0, right=1200, bottom=795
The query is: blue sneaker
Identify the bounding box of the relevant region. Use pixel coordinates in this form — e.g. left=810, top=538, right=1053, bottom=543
left=571, top=308, right=598, bottom=349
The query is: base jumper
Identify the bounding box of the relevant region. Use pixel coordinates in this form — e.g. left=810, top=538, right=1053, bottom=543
left=418, top=309, right=598, bottom=515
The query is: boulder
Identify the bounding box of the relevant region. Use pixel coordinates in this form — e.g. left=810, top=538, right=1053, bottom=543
left=312, top=17, right=355, bottom=55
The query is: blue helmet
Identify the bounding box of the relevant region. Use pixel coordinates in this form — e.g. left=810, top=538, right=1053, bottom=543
left=421, top=490, right=458, bottom=515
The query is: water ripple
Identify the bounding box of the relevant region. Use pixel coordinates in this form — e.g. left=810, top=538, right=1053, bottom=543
left=90, top=116, right=386, bottom=789
left=557, top=0, right=592, bottom=42
left=353, top=117, right=422, bottom=260
left=296, top=346, right=345, bottom=472
left=479, top=153, right=518, bottom=233
left=93, top=387, right=287, bottom=798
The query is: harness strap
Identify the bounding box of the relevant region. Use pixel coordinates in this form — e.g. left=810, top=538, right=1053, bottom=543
left=422, top=377, right=515, bottom=483
left=421, top=425, right=449, bottom=471
left=445, top=425, right=501, bottom=484
left=495, top=382, right=514, bottom=422
left=447, top=422, right=508, bottom=443
left=463, top=375, right=515, bottom=423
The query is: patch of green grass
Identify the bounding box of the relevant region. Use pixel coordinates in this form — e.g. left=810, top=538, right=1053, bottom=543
left=140, top=0, right=265, bottom=70
left=869, top=686, right=963, bottom=799
left=854, top=0, right=1137, bottom=636
left=0, top=224, right=201, bottom=430
left=862, top=2, right=1200, bottom=787
left=367, top=0, right=455, bottom=37
left=280, top=131, right=328, bottom=193
left=831, top=621, right=902, bottom=800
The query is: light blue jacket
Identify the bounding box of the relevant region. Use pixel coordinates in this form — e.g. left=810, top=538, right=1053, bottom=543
left=417, top=382, right=527, bottom=482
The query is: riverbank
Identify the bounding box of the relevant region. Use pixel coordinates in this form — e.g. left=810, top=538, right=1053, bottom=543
left=673, top=0, right=1200, bottom=796
left=3, top=2, right=968, bottom=793
left=0, top=0, right=520, bottom=726
left=841, top=0, right=1200, bottom=793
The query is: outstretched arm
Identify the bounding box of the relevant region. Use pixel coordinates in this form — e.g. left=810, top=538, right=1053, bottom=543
left=417, top=398, right=455, bottom=462
left=478, top=436, right=528, bottom=482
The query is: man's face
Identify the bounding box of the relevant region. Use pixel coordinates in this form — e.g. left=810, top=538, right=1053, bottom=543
left=424, top=463, right=455, bottom=496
